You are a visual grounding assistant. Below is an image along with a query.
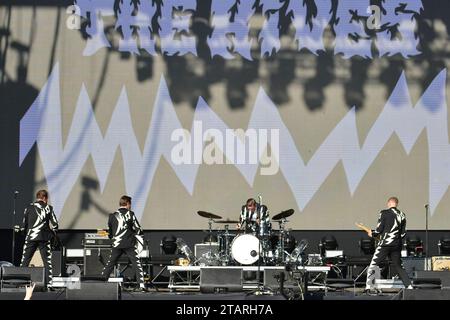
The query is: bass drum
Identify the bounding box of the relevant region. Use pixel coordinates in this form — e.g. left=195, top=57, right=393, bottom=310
left=231, top=234, right=262, bottom=265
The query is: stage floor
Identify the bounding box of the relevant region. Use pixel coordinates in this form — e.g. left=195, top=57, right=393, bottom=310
left=1, top=287, right=448, bottom=300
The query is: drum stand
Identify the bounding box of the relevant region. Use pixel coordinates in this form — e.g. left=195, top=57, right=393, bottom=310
left=220, top=225, right=232, bottom=265
left=205, top=217, right=217, bottom=265
left=275, top=218, right=289, bottom=265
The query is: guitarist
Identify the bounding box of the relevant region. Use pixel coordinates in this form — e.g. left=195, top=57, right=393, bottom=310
left=101, top=195, right=146, bottom=291
left=362, top=197, right=412, bottom=292
left=17, top=190, right=59, bottom=288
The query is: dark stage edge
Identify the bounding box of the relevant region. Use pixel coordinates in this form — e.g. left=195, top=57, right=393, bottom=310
left=1, top=289, right=450, bottom=300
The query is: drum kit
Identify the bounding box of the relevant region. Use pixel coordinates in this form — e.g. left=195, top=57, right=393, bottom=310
left=188, top=208, right=307, bottom=267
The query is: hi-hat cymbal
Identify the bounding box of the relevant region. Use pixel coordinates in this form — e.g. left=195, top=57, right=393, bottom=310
left=214, top=219, right=239, bottom=224
left=272, top=209, right=295, bottom=221
left=197, top=211, right=222, bottom=220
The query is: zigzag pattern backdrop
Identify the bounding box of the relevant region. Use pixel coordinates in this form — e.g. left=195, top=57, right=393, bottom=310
left=20, top=64, right=449, bottom=221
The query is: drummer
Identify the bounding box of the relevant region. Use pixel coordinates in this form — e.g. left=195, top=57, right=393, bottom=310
left=236, top=198, right=271, bottom=236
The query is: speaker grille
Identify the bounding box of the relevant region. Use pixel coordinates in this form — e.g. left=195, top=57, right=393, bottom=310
left=200, top=268, right=243, bottom=293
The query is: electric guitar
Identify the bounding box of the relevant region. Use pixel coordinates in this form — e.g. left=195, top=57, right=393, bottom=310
left=355, top=222, right=381, bottom=243
left=355, top=222, right=372, bottom=235
left=98, top=228, right=144, bottom=253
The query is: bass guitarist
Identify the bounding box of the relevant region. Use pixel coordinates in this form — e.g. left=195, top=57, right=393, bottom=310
left=356, top=197, right=412, bottom=293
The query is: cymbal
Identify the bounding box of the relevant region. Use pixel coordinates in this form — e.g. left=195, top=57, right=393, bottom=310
left=214, top=219, right=239, bottom=224
left=197, top=211, right=222, bottom=220
left=272, top=209, right=295, bottom=221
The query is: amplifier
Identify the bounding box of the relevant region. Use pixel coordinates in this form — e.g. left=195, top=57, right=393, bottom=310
left=307, top=254, right=323, bottom=266
left=195, top=243, right=220, bottom=258
left=325, top=250, right=343, bottom=258
left=84, top=248, right=113, bottom=277
left=83, top=233, right=112, bottom=247
left=432, top=256, right=450, bottom=271
left=401, top=257, right=427, bottom=278
left=195, top=243, right=220, bottom=265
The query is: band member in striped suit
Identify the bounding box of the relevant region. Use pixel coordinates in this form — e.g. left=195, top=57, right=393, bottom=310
left=101, top=195, right=146, bottom=291
left=237, top=198, right=271, bottom=236
left=365, top=197, right=412, bottom=293
left=18, top=190, right=59, bottom=288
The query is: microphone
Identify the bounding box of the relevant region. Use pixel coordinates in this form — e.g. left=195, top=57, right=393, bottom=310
left=258, top=195, right=262, bottom=205
left=425, top=204, right=429, bottom=209
left=14, top=190, right=19, bottom=199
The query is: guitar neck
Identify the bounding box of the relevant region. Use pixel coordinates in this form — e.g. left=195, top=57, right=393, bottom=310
left=356, top=224, right=371, bottom=234
left=361, top=226, right=371, bottom=233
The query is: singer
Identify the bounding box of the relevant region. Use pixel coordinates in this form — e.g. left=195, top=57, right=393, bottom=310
left=236, top=198, right=271, bottom=236
left=17, top=190, right=59, bottom=288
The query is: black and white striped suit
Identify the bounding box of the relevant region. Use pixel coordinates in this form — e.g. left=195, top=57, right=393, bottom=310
left=101, top=208, right=145, bottom=286
left=366, top=207, right=412, bottom=290
left=239, top=204, right=271, bottom=235
left=20, top=201, right=59, bottom=286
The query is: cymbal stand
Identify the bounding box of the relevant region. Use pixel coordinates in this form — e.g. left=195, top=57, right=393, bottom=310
left=206, top=218, right=216, bottom=265
left=275, top=218, right=289, bottom=265
left=220, top=224, right=231, bottom=265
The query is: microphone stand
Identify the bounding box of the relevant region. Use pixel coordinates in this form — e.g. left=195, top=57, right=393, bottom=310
left=251, top=202, right=271, bottom=295
left=255, top=206, right=262, bottom=294
left=425, top=204, right=429, bottom=270
left=12, top=191, right=18, bottom=265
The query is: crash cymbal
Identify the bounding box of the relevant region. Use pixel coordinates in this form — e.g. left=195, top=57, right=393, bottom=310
left=214, top=219, right=239, bottom=224
left=197, top=211, right=222, bottom=220
left=272, top=209, right=295, bottom=221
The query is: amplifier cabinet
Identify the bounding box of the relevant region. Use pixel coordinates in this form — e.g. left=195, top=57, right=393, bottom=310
left=83, top=248, right=112, bottom=277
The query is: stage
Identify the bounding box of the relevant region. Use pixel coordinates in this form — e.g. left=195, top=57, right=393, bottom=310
left=1, top=287, right=449, bottom=300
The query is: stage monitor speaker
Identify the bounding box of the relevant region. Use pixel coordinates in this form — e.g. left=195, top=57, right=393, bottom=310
left=0, top=266, right=45, bottom=292
left=264, top=269, right=305, bottom=292
left=66, top=281, right=120, bottom=300
left=414, top=270, right=450, bottom=289
left=200, top=268, right=243, bottom=293
left=403, top=289, right=450, bottom=300
left=84, top=248, right=112, bottom=276
left=402, top=257, right=427, bottom=278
